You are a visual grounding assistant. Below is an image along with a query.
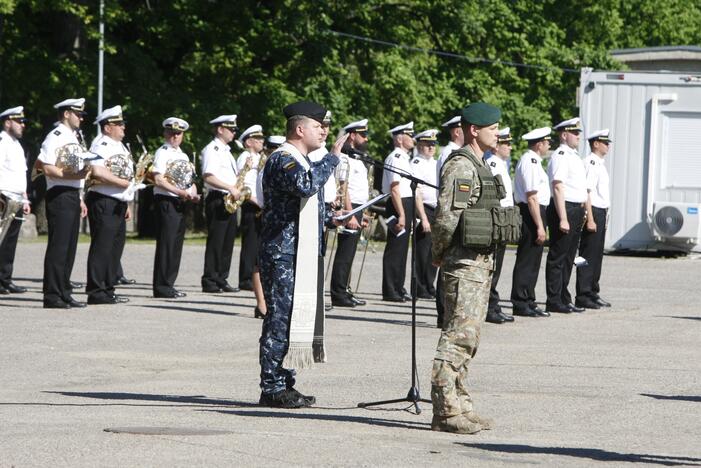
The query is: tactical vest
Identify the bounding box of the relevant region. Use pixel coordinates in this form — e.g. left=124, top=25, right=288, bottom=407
left=445, top=149, right=522, bottom=248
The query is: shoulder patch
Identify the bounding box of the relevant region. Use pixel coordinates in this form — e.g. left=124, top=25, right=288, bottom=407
left=531, top=158, right=537, bottom=163
left=101, top=141, right=108, bottom=146
left=590, top=160, right=596, bottom=165
left=53, top=129, right=61, bottom=136
left=490, top=161, right=496, bottom=167
left=283, top=160, right=297, bottom=171
left=394, top=153, right=401, bottom=158
left=413, top=159, right=420, bottom=164
left=558, top=150, right=564, bottom=155
left=161, top=145, right=167, bottom=150
left=214, top=146, right=219, bottom=151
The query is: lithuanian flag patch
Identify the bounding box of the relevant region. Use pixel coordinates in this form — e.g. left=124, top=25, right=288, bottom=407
left=458, top=183, right=471, bottom=192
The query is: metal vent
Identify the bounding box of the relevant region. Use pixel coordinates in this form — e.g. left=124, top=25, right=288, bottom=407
left=654, top=206, right=684, bottom=236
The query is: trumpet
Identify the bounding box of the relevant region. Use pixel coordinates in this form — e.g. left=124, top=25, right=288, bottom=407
left=224, top=155, right=252, bottom=214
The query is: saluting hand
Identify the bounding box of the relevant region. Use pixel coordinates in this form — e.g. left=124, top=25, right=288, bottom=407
left=331, top=132, right=350, bottom=157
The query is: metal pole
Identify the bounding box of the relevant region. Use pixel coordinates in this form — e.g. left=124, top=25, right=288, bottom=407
left=97, top=0, right=105, bottom=136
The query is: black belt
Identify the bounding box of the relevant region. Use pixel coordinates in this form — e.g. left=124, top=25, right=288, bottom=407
left=206, top=191, right=226, bottom=199
left=565, top=201, right=584, bottom=208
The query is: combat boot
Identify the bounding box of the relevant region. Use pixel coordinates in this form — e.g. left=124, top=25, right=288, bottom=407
left=431, top=414, right=482, bottom=434
left=464, top=411, right=493, bottom=430
left=259, top=389, right=311, bottom=408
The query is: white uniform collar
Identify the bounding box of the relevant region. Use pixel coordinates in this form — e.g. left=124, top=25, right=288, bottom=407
left=0, top=130, right=17, bottom=142
left=526, top=149, right=542, bottom=162
left=394, top=147, right=409, bottom=158
left=99, top=133, right=121, bottom=146
left=278, top=142, right=309, bottom=170
left=214, top=136, right=230, bottom=148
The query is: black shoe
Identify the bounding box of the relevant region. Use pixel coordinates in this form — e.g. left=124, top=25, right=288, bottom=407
left=546, top=303, right=572, bottom=314
left=173, top=290, right=187, bottom=298
left=383, top=295, right=406, bottom=303
left=87, top=295, right=128, bottom=305
left=259, top=389, right=312, bottom=408
left=254, top=306, right=266, bottom=319
left=402, top=292, right=412, bottom=301
left=116, top=276, right=136, bottom=285
left=575, top=298, right=600, bottom=310
left=66, top=298, right=87, bottom=308
left=324, top=303, right=333, bottom=311
left=0, top=285, right=9, bottom=295
left=486, top=309, right=505, bottom=324
left=154, top=291, right=179, bottom=298
left=43, top=299, right=70, bottom=309
left=331, top=296, right=355, bottom=308
left=567, top=303, right=585, bottom=313
left=349, top=294, right=366, bottom=306
left=239, top=281, right=253, bottom=291
left=112, top=295, right=129, bottom=304
left=286, top=387, right=316, bottom=405
left=417, top=292, right=435, bottom=300
left=202, top=286, right=223, bottom=293
left=513, top=307, right=538, bottom=317
left=221, top=284, right=240, bottom=293
left=499, top=311, right=515, bottom=322
left=594, top=297, right=611, bottom=307
left=70, top=281, right=84, bottom=289
left=4, top=282, right=26, bottom=293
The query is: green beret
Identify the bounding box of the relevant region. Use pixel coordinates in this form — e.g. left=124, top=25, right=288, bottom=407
left=460, top=102, right=501, bottom=126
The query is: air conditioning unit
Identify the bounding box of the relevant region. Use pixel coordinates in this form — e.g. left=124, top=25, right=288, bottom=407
left=651, top=202, right=701, bottom=241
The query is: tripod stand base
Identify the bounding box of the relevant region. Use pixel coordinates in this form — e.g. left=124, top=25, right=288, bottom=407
left=358, top=387, right=432, bottom=414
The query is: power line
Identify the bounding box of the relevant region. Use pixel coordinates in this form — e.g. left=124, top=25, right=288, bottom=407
left=327, top=30, right=580, bottom=74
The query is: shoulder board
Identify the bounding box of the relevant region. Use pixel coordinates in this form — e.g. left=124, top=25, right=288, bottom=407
left=0, top=136, right=3, bottom=141
left=590, top=160, right=596, bottom=165
left=489, top=161, right=496, bottom=167
left=161, top=145, right=167, bottom=150
left=531, top=158, right=537, bottom=163
left=394, top=152, right=401, bottom=158
left=214, top=146, right=219, bottom=151
left=413, top=159, right=420, bottom=164
left=557, top=150, right=564, bottom=155
left=53, top=129, right=61, bottom=136
left=101, top=141, right=108, bottom=146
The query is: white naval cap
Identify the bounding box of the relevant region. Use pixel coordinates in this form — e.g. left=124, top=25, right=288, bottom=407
left=0, top=106, right=26, bottom=121
left=238, top=124, right=264, bottom=142
left=388, top=121, right=414, bottom=136
left=343, top=118, right=368, bottom=133
left=322, top=110, right=332, bottom=125
left=267, top=135, right=285, bottom=146
left=162, top=117, right=189, bottom=132
left=497, top=127, right=512, bottom=142
left=209, top=114, right=238, bottom=129
left=522, top=127, right=552, bottom=142
left=414, top=129, right=439, bottom=143
left=553, top=117, right=582, bottom=132
left=94, top=105, right=124, bottom=125
left=588, top=128, right=612, bottom=142
left=441, top=115, right=461, bottom=128
left=54, top=97, right=86, bottom=113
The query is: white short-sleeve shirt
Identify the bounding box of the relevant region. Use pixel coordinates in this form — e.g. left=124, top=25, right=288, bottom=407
left=309, top=146, right=337, bottom=205
left=485, top=154, right=514, bottom=207
left=584, top=153, right=610, bottom=209
left=236, top=150, right=261, bottom=202
left=514, top=150, right=550, bottom=206
left=548, top=144, right=588, bottom=203
left=339, top=154, right=369, bottom=205
left=0, top=130, right=27, bottom=194
left=88, top=133, right=135, bottom=202
left=152, top=142, right=191, bottom=197
left=437, top=140, right=461, bottom=183
left=410, top=155, right=438, bottom=208
left=382, top=148, right=412, bottom=198
left=201, top=137, right=238, bottom=193
left=38, top=123, right=85, bottom=190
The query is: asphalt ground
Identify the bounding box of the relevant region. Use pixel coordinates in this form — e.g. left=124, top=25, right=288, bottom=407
left=1, top=238, right=700, bottom=467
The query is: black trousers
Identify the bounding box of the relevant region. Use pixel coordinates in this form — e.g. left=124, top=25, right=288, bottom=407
left=511, top=203, right=547, bottom=312
left=202, top=191, right=238, bottom=289
left=238, top=201, right=261, bottom=287
left=382, top=196, right=413, bottom=298
left=576, top=206, right=607, bottom=301
left=0, top=208, right=23, bottom=287
left=86, top=192, right=127, bottom=300
left=545, top=201, right=585, bottom=307
left=43, top=187, right=80, bottom=303
left=330, top=204, right=362, bottom=301
left=152, top=195, right=186, bottom=296
left=488, top=242, right=507, bottom=312
left=415, top=204, right=437, bottom=296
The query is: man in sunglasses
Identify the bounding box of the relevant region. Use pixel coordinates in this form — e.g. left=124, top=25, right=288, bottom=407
left=576, top=129, right=613, bottom=310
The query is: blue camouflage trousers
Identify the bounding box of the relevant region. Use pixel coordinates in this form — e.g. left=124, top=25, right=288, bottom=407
left=259, top=252, right=297, bottom=394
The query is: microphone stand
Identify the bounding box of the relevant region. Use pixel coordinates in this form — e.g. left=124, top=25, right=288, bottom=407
left=350, top=149, right=438, bottom=414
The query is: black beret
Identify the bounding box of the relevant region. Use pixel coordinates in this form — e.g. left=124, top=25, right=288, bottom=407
left=460, top=102, right=501, bottom=127
left=283, top=101, right=328, bottom=124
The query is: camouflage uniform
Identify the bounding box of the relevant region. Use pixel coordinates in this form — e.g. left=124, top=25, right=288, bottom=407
left=431, top=146, right=496, bottom=418
left=258, top=144, right=339, bottom=395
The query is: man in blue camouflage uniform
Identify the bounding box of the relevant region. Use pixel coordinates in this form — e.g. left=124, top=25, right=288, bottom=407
left=258, top=101, right=348, bottom=408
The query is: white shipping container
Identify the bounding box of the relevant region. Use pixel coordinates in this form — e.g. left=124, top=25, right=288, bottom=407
left=578, top=68, right=701, bottom=252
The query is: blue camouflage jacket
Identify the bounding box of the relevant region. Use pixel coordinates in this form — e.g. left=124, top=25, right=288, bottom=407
left=260, top=142, right=339, bottom=257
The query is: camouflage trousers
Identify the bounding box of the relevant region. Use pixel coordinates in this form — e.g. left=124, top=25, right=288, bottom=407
left=431, top=262, right=492, bottom=417
left=259, top=252, right=297, bottom=394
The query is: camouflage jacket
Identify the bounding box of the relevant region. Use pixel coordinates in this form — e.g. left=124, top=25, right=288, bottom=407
left=260, top=142, right=339, bottom=258
left=431, top=145, right=494, bottom=270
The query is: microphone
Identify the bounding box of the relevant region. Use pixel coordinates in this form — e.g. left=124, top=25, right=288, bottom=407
left=346, top=147, right=369, bottom=160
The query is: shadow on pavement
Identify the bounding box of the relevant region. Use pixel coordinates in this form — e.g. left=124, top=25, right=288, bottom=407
left=458, top=442, right=701, bottom=466
left=326, top=313, right=435, bottom=328
left=668, top=316, right=701, bottom=321
left=37, top=391, right=259, bottom=408
left=640, top=393, right=701, bottom=403
left=206, top=409, right=429, bottom=431
left=142, top=304, right=246, bottom=317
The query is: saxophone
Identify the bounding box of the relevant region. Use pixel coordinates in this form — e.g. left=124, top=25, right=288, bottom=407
left=224, top=154, right=252, bottom=214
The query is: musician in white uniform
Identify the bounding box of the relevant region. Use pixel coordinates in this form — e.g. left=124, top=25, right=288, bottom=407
left=576, top=129, right=613, bottom=309
left=37, top=98, right=89, bottom=309
left=200, top=114, right=240, bottom=293
left=151, top=117, right=199, bottom=298
left=85, top=105, right=134, bottom=304
left=381, top=121, right=414, bottom=302
left=436, top=114, right=463, bottom=181
left=484, top=127, right=515, bottom=324
left=0, top=106, right=30, bottom=295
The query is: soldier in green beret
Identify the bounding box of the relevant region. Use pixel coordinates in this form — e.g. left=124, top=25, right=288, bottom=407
left=430, top=102, right=516, bottom=434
